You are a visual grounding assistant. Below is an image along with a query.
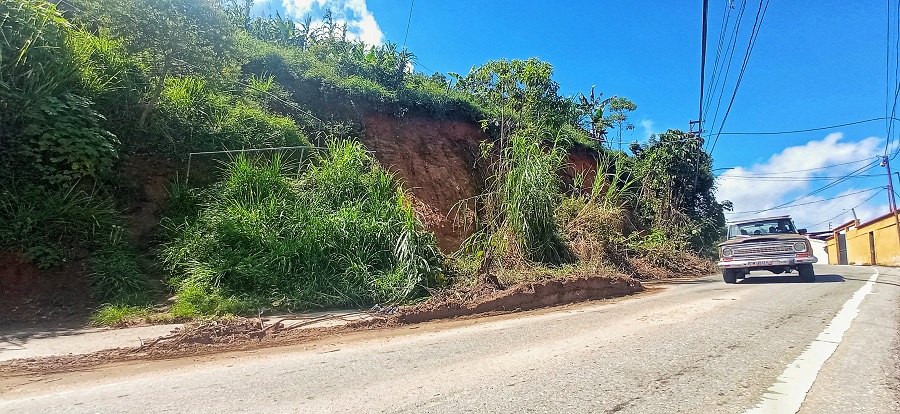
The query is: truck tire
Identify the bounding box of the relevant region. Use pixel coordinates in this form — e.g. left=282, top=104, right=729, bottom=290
left=723, top=268, right=738, bottom=284
left=798, top=264, right=815, bottom=283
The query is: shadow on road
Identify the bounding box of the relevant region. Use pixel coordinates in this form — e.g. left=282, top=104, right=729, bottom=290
left=840, top=276, right=900, bottom=288
left=737, top=274, right=845, bottom=284
left=644, top=278, right=717, bottom=286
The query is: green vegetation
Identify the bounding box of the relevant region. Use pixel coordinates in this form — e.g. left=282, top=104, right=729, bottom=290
left=1, top=0, right=727, bottom=324
left=162, top=144, right=442, bottom=314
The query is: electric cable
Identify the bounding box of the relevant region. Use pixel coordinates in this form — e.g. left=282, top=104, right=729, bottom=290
left=718, top=174, right=885, bottom=181
left=704, top=0, right=748, bottom=149
left=727, top=187, right=883, bottom=215
left=709, top=0, right=771, bottom=155
left=711, top=117, right=900, bottom=136
left=726, top=160, right=881, bottom=218
left=702, top=2, right=733, bottom=118
left=807, top=189, right=886, bottom=230
left=402, top=0, right=416, bottom=50
left=713, top=157, right=878, bottom=175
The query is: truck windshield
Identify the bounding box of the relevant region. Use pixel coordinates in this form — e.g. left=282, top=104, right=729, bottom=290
left=728, top=219, right=797, bottom=238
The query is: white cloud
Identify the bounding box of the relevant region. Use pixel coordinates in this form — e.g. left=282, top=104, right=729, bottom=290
left=640, top=119, right=656, bottom=140
left=281, top=0, right=384, bottom=46
left=716, top=133, right=890, bottom=231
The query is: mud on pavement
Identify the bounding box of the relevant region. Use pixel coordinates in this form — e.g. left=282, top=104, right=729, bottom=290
left=0, top=275, right=642, bottom=377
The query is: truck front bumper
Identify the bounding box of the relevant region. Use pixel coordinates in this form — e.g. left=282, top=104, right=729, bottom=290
left=717, top=256, right=818, bottom=269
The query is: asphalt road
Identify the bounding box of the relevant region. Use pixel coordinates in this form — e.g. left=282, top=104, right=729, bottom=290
left=1, top=264, right=898, bottom=413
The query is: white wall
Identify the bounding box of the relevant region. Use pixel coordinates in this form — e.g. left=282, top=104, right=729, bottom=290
left=808, top=238, right=829, bottom=263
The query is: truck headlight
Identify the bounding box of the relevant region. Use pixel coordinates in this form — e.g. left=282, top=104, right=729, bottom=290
left=792, top=242, right=808, bottom=252
left=721, top=247, right=733, bottom=257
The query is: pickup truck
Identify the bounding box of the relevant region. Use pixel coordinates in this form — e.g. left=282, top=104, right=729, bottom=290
left=717, top=215, right=817, bottom=283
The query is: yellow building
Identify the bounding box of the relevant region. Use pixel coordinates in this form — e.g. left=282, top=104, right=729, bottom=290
left=825, top=211, right=900, bottom=266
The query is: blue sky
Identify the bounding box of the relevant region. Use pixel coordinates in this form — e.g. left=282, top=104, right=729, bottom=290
left=252, top=1, right=895, bottom=231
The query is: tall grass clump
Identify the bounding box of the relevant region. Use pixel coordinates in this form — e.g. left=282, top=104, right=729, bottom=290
left=162, top=141, right=443, bottom=315
left=455, top=132, right=572, bottom=285
left=502, top=134, right=570, bottom=264
left=556, top=153, right=638, bottom=263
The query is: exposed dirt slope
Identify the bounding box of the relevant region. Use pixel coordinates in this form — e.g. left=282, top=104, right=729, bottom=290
left=0, top=252, right=90, bottom=326
left=363, top=115, right=489, bottom=252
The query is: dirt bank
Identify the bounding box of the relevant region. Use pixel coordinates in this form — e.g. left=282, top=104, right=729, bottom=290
left=0, top=251, right=90, bottom=327
left=362, top=114, right=489, bottom=252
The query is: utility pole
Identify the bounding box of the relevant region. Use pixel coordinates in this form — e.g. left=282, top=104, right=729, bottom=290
left=883, top=155, right=900, bottom=254
left=692, top=0, right=710, bottom=136
left=882, top=155, right=897, bottom=211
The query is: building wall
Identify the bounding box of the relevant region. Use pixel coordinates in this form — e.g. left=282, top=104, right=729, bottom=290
left=825, top=213, right=900, bottom=266
left=809, top=239, right=828, bottom=263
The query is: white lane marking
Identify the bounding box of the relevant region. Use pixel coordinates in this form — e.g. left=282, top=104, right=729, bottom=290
left=745, top=268, right=879, bottom=414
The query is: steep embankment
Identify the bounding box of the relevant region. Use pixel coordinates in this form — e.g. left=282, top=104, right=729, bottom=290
left=363, top=114, right=601, bottom=252
left=362, top=115, right=488, bottom=252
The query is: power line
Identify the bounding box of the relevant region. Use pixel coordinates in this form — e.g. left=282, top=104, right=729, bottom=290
left=713, top=157, right=878, bottom=175
left=709, top=117, right=900, bottom=136
left=704, top=0, right=748, bottom=144
left=807, top=189, right=886, bottom=230
left=727, top=187, right=883, bottom=215
left=889, top=0, right=900, bottom=159
left=727, top=160, right=881, bottom=218
left=402, top=0, right=415, bottom=49
left=709, top=0, right=771, bottom=155
left=702, top=1, right=733, bottom=119
left=718, top=174, right=885, bottom=182
left=698, top=0, right=709, bottom=130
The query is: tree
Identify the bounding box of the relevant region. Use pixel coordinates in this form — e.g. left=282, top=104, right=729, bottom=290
left=73, top=0, right=233, bottom=125
left=453, top=58, right=572, bottom=142
left=631, top=129, right=726, bottom=252
left=575, top=90, right=636, bottom=149
left=604, top=97, right=636, bottom=151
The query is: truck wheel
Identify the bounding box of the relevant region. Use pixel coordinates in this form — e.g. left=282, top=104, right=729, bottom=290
left=723, top=269, right=738, bottom=284
left=798, top=264, right=815, bottom=283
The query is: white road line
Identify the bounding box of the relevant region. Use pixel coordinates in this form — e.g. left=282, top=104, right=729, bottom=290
left=745, top=268, right=880, bottom=414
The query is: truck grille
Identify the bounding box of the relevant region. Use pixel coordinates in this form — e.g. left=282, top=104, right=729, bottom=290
left=732, top=242, right=794, bottom=256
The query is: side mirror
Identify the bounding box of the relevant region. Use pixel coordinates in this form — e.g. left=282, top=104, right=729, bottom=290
left=798, top=228, right=807, bottom=235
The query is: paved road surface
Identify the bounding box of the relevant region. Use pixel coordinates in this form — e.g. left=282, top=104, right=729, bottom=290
left=1, top=264, right=898, bottom=413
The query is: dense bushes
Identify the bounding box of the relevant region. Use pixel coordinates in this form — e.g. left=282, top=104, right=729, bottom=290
left=162, top=142, right=443, bottom=314
left=151, top=75, right=309, bottom=153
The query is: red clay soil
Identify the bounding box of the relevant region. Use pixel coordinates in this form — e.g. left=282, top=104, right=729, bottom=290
left=363, top=115, right=489, bottom=252
left=0, top=275, right=643, bottom=376
left=390, top=275, right=643, bottom=324
left=0, top=251, right=91, bottom=326
left=563, top=144, right=600, bottom=192
left=117, top=154, right=179, bottom=246
left=363, top=115, right=602, bottom=252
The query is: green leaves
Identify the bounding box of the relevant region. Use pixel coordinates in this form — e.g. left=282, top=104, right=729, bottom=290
left=161, top=142, right=443, bottom=312
left=15, top=93, right=117, bottom=184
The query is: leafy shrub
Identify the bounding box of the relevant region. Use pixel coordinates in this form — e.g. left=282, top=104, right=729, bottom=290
left=13, top=93, right=118, bottom=184
left=162, top=142, right=443, bottom=313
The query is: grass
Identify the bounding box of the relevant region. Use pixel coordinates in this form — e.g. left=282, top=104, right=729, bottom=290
left=161, top=141, right=444, bottom=315
left=90, top=304, right=149, bottom=326
left=0, top=179, right=119, bottom=267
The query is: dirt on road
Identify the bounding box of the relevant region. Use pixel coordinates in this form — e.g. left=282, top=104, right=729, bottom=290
left=0, top=274, right=642, bottom=377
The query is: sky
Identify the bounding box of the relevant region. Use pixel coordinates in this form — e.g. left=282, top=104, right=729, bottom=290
left=250, top=0, right=896, bottom=232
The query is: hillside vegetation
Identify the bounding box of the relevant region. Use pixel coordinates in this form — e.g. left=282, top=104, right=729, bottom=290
left=0, top=0, right=727, bottom=324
